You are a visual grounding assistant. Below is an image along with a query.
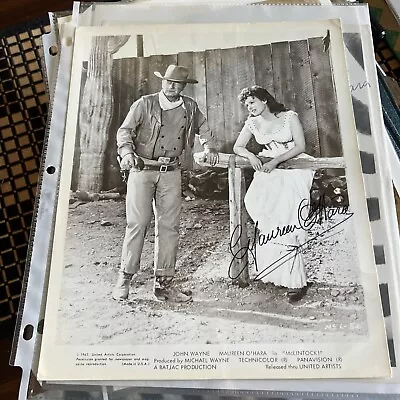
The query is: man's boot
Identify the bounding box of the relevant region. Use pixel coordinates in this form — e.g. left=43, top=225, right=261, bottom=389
left=153, top=276, right=192, bottom=303
left=112, top=270, right=133, bottom=301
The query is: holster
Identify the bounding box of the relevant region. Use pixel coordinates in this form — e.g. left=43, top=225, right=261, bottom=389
left=117, top=154, right=129, bottom=183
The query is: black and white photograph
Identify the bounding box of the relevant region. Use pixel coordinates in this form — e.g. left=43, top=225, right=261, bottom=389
left=37, top=21, right=390, bottom=381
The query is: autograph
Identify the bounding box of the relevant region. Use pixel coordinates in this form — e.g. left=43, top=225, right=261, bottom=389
left=350, top=81, right=371, bottom=93
left=228, top=195, right=354, bottom=281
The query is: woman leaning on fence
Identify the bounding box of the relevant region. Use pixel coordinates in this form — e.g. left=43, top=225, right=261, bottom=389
left=233, top=85, right=315, bottom=303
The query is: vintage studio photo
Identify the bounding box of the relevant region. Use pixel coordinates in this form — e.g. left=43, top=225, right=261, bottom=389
left=48, top=23, right=375, bottom=351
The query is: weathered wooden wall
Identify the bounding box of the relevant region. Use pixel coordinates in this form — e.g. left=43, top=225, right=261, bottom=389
left=75, top=38, right=342, bottom=191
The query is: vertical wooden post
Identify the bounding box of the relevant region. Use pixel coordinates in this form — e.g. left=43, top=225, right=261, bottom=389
left=137, top=35, right=144, bottom=57
left=136, top=34, right=148, bottom=98
left=228, top=160, right=249, bottom=287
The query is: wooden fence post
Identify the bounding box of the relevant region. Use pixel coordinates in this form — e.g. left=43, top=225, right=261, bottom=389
left=228, top=158, right=249, bottom=287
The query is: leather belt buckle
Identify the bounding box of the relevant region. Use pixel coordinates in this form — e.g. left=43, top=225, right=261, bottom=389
left=157, top=156, right=171, bottom=163
left=159, top=165, right=168, bottom=173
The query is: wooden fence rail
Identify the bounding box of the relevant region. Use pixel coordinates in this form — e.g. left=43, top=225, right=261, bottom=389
left=193, top=152, right=345, bottom=170
left=193, top=151, right=345, bottom=287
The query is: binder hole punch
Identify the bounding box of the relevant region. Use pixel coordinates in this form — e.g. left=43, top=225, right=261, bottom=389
left=49, top=45, right=58, bottom=56
left=23, top=324, right=34, bottom=341
left=46, top=165, right=56, bottom=174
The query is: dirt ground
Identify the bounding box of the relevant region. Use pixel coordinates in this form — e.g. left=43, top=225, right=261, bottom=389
left=57, top=197, right=367, bottom=346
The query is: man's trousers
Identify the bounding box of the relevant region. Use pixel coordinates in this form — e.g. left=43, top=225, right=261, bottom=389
left=120, top=169, right=181, bottom=277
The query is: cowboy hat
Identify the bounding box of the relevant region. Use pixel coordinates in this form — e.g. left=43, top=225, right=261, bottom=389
left=154, top=65, right=198, bottom=84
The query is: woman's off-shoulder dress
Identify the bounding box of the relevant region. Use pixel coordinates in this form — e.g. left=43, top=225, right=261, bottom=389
left=243, top=110, right=314, bottom=288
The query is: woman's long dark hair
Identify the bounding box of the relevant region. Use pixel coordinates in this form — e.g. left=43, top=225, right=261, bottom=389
left=238, top=85, right=287, bottom=114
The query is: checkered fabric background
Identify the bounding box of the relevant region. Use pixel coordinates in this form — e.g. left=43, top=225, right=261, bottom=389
left=365, top=0, right=400, bottom=80
left=368, top=0, right=400, bottom=63
left=375, top=38, right=400, bottom=80
left=0, top=22, right=50, bottom=322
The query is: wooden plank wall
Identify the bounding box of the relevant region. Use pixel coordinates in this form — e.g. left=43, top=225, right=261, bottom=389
left=309, top=37, right=342, bottom=157
left=102, top=38, right=341, bottom=190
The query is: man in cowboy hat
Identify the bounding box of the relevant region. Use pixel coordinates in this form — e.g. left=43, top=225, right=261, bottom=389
left=113, top=64, right=218, bottom=303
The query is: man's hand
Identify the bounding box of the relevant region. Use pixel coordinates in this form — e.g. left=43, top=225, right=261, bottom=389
left=120, top=154, right=135, bottom=170
left=120, top=153, right=144, bottom=171
left=203, top=148, right=219, bottom=166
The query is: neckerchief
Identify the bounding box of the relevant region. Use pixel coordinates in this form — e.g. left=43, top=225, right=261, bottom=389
left=158, top=90, right=184, bottom=111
